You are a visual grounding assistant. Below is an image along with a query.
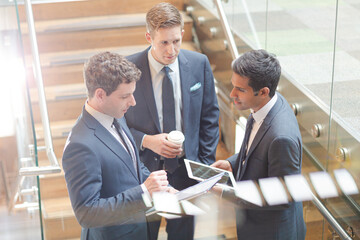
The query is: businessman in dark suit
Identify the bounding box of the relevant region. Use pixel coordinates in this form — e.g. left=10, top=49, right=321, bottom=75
left=125, top=3, right=219, bottom=240
left=212, top=49, right=306, bottom=240
left=62, top=52, right=172, bottom=240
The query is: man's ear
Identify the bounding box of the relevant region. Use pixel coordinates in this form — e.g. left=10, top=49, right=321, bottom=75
left=259, top=87, right=270, bottom=97
left=94, top=88, right=106, bottom=102
left=181, top=29, right=185, bottom=38
left=145, top=32, right=152, bottom=44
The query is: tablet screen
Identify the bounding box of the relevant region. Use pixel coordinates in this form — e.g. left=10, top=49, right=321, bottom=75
left=184, top=159, right=236, bottom=189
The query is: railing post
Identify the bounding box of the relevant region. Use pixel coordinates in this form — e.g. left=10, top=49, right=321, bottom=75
left=20, top=0, right=61, bottom=176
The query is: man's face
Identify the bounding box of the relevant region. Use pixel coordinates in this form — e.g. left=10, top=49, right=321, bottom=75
left=230, top=73, right=262, bottom=112
left=146, top=26, right=184, bottom=65
left=101, top=81, right=136, bottom=118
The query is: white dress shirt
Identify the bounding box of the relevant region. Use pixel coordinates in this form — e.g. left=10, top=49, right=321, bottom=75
left=247, top=93, right=278, bottom=153
left=147, top=48, right=183, bottom=133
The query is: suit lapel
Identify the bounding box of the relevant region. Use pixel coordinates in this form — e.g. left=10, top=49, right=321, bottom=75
left=138, top=49, right=161, bottom=133
left=239, top=95, right=283, bottom=180
left=83, top=109, right=139, bottom=180
left=178, top=51, right=191, bottom=139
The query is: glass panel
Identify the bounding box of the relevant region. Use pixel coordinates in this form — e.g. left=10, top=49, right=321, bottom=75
left=327, top=0, right=360, bottom=238
left=191, top=0, right=359, bottom=238
left=0, top=0, right=42, bottom=239
left=266, top=0, right=337, bottom=168
left=225, top=0, right=268, bottom=50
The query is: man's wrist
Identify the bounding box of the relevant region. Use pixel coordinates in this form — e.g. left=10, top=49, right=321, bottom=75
left=140, top=134, right=147, bottom=151
left=141, top=183, right=152, bottom=207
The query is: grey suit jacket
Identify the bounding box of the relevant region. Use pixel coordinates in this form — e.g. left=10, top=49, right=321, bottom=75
left=62, top=108, right=151, bottom=240
left=125, top=48, right=219, bottom=171
left=228, top=93, right=306, bottom=240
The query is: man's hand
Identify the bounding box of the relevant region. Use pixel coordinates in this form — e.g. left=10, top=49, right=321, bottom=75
left=166, top=187, right=178, bottom=194
left=142, top=133, right=182, bottom=158
left=210, top=185, right=223, bottom=196
left=143, top=170, right=169, bottom=196
left=211, top=160, right=232, bottom=172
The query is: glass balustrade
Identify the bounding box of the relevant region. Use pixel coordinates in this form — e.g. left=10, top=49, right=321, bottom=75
left=0, top=0, right=43, bottom=239
left=189, top=0, right=360, bottom=239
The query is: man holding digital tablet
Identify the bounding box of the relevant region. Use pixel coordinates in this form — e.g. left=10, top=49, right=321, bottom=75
left=211, top=50, right=306, bottom=240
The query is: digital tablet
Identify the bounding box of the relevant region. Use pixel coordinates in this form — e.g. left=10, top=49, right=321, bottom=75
left=184, top=159, right=237, bottom=190
left=146, top=172, right=224, bottom=217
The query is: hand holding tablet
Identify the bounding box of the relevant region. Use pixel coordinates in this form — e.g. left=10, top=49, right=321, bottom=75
left=184, top=159, right=237, bottom=190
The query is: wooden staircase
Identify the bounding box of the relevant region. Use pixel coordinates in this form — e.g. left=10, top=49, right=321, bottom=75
left=20, top=0, right=195, bottom=239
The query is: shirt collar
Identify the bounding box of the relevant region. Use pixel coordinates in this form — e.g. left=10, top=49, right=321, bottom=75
left=85, top=100, right=114, bottom=129
left=147, top=47, right=178, bottom=74
left=251, top=93, right=278, bottom=123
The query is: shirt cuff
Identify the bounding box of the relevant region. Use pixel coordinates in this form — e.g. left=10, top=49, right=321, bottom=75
left=141, top=183, right=152, bottom=207
left=140, top=134, right=147, bottom=151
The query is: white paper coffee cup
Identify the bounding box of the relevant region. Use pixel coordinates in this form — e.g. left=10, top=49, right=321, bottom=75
left=167, top=131, right=185, bottom=145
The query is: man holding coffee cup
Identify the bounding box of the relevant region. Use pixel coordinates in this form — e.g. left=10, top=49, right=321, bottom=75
left=124, top=2, right=219, bottom=240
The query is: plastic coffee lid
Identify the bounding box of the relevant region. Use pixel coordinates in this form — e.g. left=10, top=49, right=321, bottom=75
left=168, top=131, right=185, bottom=143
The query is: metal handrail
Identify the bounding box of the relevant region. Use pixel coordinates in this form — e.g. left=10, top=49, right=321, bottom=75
left=213, top=1, right=352, bottom=238
left=214, top=0, right=239, bottom=59
left=312, top=193, right=352, bottom=240
left=19, top=0, right=60, bottom=176
left=214, top=0, right=261, bottom=59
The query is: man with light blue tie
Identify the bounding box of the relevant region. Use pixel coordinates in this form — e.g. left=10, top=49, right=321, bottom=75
left=62, top=52, right=172, bottom=240
left=125, top=3, right=220, bottom=240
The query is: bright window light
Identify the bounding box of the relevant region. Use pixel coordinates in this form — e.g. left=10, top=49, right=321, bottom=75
left=0, top=54, right=26, bottom=137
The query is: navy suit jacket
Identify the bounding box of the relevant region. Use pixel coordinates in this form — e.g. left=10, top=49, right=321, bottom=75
left=125, top=48, right=219, bottom=171
left=227, top=93, right=306, bottom=240
left=62, top=108, right=151, bottom=240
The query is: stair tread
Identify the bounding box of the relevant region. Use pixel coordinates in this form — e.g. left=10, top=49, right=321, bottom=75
left=35, top=119, right=76, bottom=139
left=26, top=42, right=198, bottom=67
left=21, top=12, right=192, bottom=34
left=30, top=83, right=86, bottom=102
left=42, top=197, right=74, bottom=219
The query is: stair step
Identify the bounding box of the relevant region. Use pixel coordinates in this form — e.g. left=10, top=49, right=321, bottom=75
left=42, top=197, right=81, bottom=240
left=41, top=196, right=74, bottom=219
left=32, top=97, right=84, bottom=123
left=31, top=83, right=86, bottom=103
left=21, top=13, right=151, bottom=34
left=36, top=137, right=68, bottom=160
left=39, top=170, right=68, bottom=200
left=18, top=0, right=185, bottom=21
left=21, top=12, right=193, bottom=54
left=26, top=42, right=198, bottom=87
left=36, top=119, right=75, bottom=140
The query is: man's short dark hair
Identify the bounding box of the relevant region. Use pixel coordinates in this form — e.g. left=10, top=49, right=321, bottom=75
left=232, top=49, right=281, bottom=97
left=84, top=51, right=141, bottom=98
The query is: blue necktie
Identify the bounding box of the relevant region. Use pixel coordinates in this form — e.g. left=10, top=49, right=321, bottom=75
left=161, top=66, right=178, bottom=173
left=162, top=66, right=176, bottom=133
left=236, top=114, right=254, bottom=180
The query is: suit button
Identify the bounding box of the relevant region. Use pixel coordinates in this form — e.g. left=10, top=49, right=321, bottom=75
left=154, top=157, right=158, bottom=161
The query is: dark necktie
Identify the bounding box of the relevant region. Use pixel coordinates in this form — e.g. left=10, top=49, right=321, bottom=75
left=236, top=114, right=254, bottom=180
left=162, top=66, right=176, bottom=133
left=161, top=66, right=178, bottom=173
left=113, top=119, right=137, bottom=171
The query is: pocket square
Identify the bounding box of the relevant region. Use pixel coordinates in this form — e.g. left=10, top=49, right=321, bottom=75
left=190, top=82, right=201, bottom=92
